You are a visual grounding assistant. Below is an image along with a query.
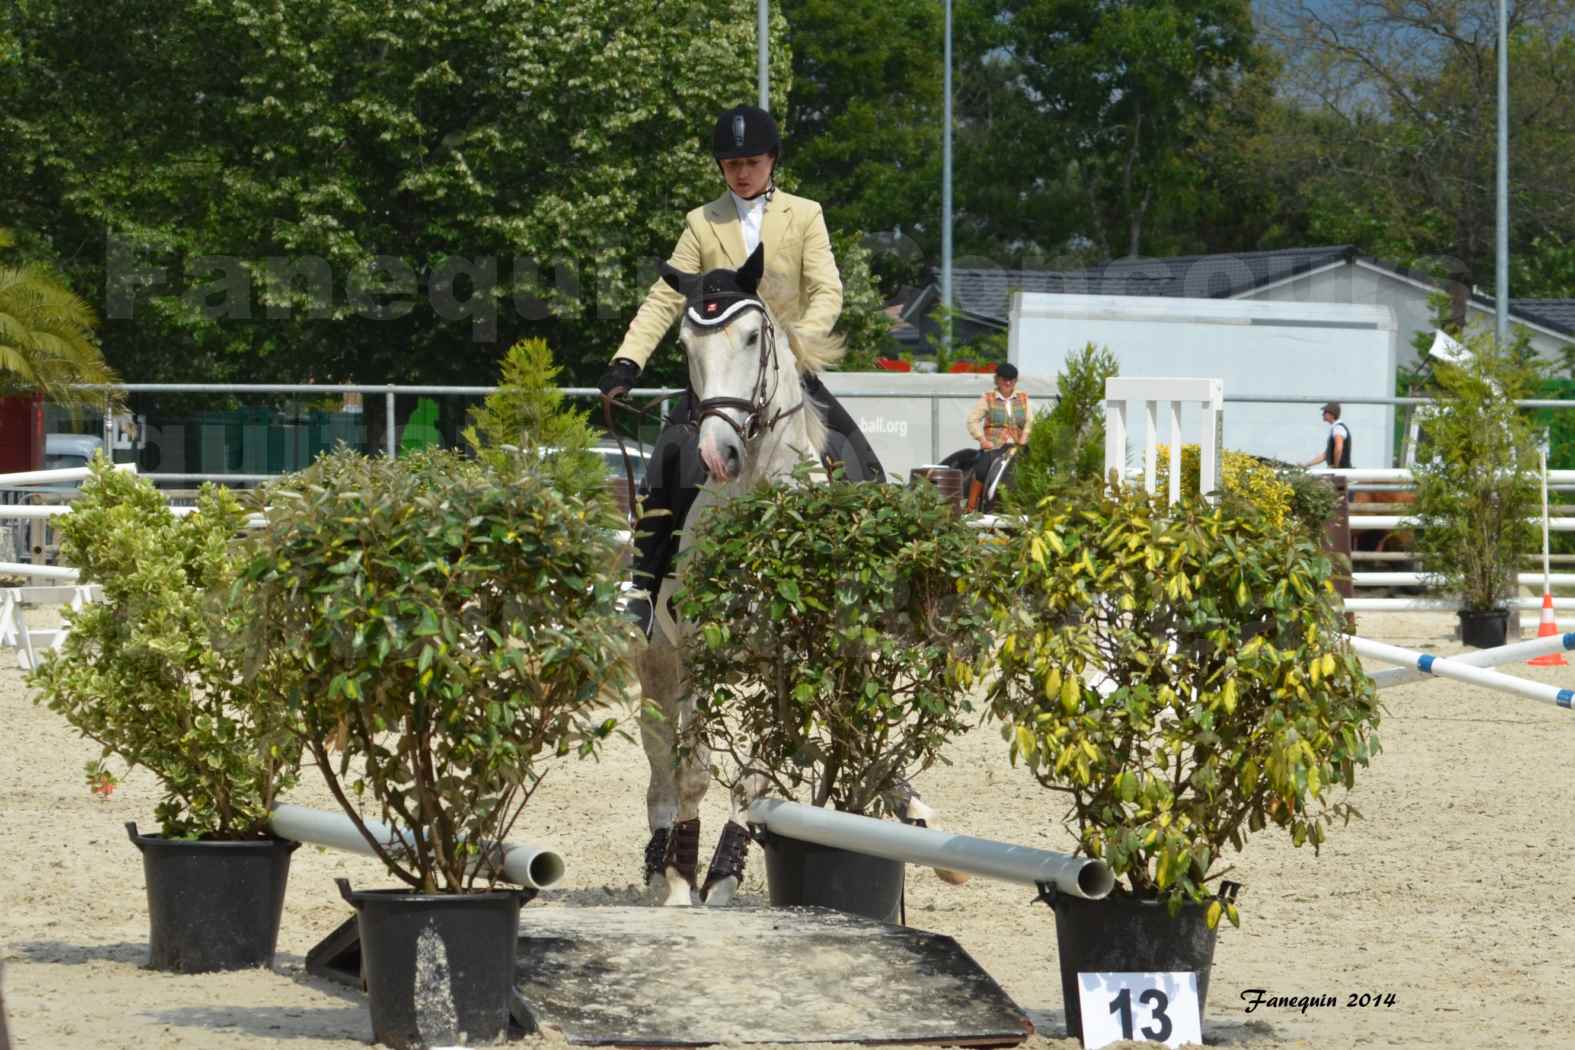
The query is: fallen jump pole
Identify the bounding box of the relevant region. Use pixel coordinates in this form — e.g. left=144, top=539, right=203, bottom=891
left=748, top=798, right=1115, bottom=900
left=1366, top=631, right=1575, bottom=689
left=269, top=804, right=566, bottom=890
left=1347, top=636, right=1575, bottom=709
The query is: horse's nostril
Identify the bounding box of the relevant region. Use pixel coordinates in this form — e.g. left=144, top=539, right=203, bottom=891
left=725, top=447, right=742, bottom=474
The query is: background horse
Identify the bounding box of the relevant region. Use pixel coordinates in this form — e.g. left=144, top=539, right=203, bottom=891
left=633, top=247, right=953, bottom=908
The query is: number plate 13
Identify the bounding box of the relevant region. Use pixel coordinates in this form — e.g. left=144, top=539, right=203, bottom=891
left=1077, top=972, right=1203, bottom=1048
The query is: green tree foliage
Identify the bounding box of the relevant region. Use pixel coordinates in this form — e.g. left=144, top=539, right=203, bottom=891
left=1264, top=1, right=1575, bottom=287
left=780, top=0, right=943, bottom=244
left=29, top=458, right=301, bottom=839
left=679, top=469, right=990, bottom=817
left=0, top=228, right=119, bottom=407
left=1000, top=0, right=1259, bottom=259
left=0, top=0, right=822, bottom=387
left=1008, top=343, right=1119, bottom=509
left=978, top=480, right=1382, bottom=915
left=463, top=337, right=608, bottom=500
left=828, top=230, right=898, bottom=370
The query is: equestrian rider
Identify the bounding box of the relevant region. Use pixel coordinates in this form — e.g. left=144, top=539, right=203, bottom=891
left=598, top=104, right=884, bottom=637
left=964, top=362, right=1032, bottom=510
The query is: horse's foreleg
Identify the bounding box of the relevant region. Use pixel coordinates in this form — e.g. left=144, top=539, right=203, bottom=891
left=637, top=644, right=705, bottom=906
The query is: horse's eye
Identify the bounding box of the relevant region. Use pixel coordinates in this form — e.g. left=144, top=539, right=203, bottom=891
left=745, top=330, right=760, bottom=345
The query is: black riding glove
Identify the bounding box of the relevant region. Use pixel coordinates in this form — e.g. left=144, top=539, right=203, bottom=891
left=599, top=357, right=641, bottom=398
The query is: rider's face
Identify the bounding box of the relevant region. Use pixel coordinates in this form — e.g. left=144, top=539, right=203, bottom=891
left=721, top=153, right=773, bottom=199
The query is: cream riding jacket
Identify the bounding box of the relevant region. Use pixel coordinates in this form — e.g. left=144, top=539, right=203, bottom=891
left=613, top=189, right=843, bottom=369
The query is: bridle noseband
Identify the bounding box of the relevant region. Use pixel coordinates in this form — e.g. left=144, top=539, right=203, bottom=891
left=690, top=299, right=805, bottom=445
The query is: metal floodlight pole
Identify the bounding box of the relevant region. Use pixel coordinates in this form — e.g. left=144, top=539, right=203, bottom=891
left=942, top=0, right=953, bottom=353
left=758, top=0, right=769, bottom=110
left=1496, top=0, right=1509, bottom=348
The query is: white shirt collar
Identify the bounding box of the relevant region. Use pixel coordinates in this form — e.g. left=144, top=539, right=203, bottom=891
left=730, top=191, right=766, bottom=256
left=730, top=189, right=766, bottom=216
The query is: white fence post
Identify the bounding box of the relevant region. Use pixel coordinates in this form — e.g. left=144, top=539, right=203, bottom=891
left=1103, top=378, right=1224, bottom=498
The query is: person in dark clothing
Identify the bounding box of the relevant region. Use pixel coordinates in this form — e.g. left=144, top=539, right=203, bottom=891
left=1306, top=400, right=1352, bottom=468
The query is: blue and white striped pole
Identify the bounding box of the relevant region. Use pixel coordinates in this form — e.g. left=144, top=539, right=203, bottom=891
left=1349, top=636, right=1575, bottom=709
left=1364, top=630, right=1575, bottom=689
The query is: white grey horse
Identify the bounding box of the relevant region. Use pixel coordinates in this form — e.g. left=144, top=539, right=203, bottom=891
left=633, top=246, right=961, bottom=907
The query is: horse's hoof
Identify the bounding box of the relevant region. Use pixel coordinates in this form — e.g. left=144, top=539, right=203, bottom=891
left=702, top=875, right=739, bottom=907
left=661, top=868, right=694, bottom=907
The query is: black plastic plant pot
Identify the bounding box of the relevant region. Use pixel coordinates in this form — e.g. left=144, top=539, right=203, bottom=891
left=1052, top=890, right=1223, bottom=1041
left=125, top=821, right=298, bottom=973
left=761, top=833, right=905, bottom=924
left=1458, top=607, right=1511, bottom=648
left=337, top=878, right=526, bottom=1050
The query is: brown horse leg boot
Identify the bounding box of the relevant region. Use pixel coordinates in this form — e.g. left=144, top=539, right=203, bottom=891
left=660, top=818, right=700, bottom=905
left=965, top=478, right=985, bottom=512
left=701, top=820, right=752, bottom=906
left=642, top=826, right=671, bottom=886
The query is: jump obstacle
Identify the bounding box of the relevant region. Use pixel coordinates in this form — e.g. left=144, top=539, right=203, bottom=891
left=268, top=800, right=1103, bottom=1045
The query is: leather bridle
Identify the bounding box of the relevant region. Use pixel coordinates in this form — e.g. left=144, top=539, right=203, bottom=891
left=690, top=300, right=805, bottom=445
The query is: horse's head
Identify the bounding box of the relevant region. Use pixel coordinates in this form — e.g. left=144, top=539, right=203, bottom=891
left=661, top=245, right=791, bottom=482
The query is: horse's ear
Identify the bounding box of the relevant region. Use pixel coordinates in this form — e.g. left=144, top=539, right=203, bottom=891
left=737, top=243, right=765, bottom=293
left=660, top=261, right=695, bottom=294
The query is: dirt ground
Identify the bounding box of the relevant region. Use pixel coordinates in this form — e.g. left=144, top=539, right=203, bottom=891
left=3, top=611, right=1572, bottom=1050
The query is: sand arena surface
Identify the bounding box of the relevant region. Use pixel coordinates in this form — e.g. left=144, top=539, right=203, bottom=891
left=2, top=610, right=1572, bottom=1050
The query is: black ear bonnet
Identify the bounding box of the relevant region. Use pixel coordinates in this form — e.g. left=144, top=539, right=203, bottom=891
left=661, top=243, right=766, bottom=328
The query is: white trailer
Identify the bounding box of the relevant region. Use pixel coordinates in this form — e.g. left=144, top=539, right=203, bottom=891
left=1007, top=294, right=1398, bottom=469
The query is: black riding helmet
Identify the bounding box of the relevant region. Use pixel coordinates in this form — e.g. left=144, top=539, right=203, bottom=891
left=712, top=105, right=781, bottom=162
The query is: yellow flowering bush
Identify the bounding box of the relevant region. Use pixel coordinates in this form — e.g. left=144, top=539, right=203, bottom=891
left=1157, top=445, right=1295, bottom=531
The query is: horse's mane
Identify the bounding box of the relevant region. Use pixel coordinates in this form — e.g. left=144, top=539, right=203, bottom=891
left=786, top=324, right=845, bottom=375
left=775, top=308, right=839, bottom=456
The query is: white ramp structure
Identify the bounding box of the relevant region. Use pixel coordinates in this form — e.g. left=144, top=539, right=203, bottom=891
left=1104, top=376, right=1224, bottom=501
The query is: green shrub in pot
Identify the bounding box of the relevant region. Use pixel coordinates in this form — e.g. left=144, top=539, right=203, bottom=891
left=1412, top=329, right=1541, bottom=627
left=28, top=456, right=302, bottom=971
left=979, top=480, right=1382, bottom=919
left=239, top=445, right=633, bottom=1047
left=240, top=446, right=629, bottom=892
left=678, top=469, right=992, bottom=819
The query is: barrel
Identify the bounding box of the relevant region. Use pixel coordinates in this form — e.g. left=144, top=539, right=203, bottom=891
left=909, top=466, right=966, bottom=514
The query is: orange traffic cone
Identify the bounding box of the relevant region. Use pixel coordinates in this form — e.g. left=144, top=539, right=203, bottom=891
left=1529, top=590, right=1568, bottom=667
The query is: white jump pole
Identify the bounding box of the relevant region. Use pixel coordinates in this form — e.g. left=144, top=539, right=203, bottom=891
left=269, top=803, right=566, bottom=890
left=0, top=563, right=79, bottom=580
left=1367, top=631, right=1575, bottom=688
left=0, top=463, right=137, bottom=486
left=748, top=798, right=1115, bottom=899
left=1348, top=636, right=1575, bottom=709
